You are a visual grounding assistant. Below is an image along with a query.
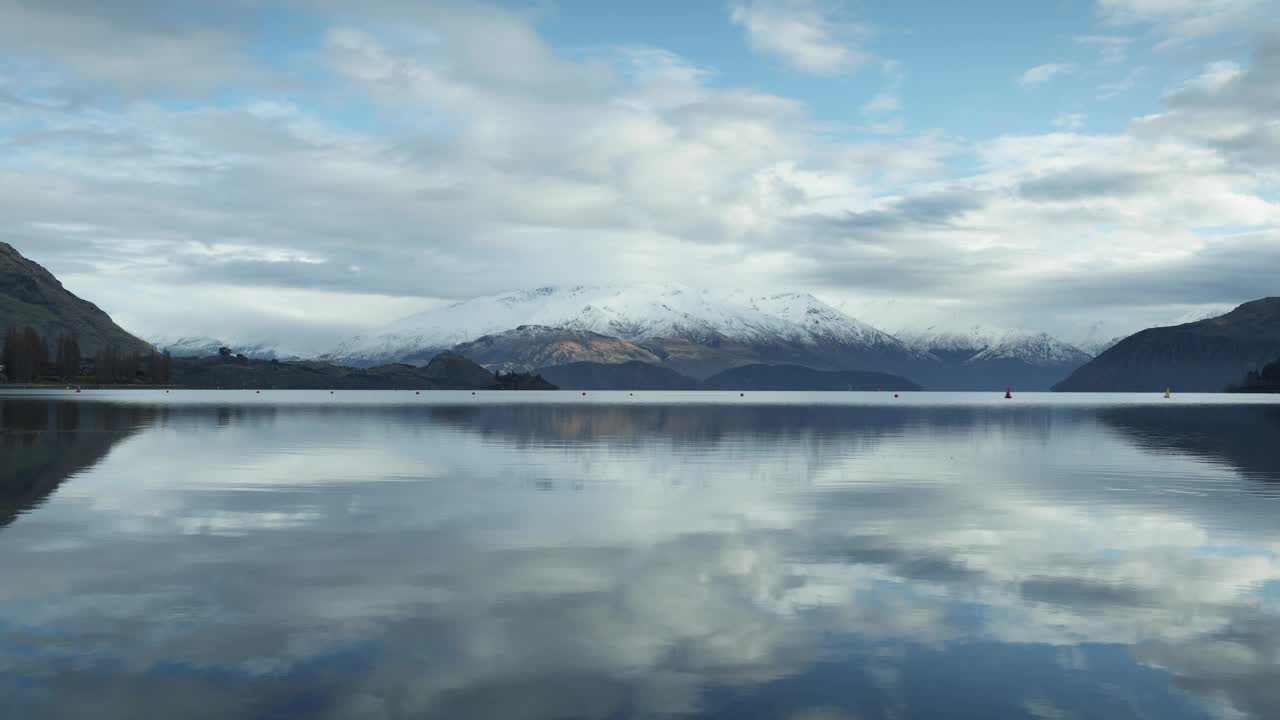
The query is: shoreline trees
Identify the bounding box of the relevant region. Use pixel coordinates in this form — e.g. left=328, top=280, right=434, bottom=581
left=1, top=327, right=170, bottom=385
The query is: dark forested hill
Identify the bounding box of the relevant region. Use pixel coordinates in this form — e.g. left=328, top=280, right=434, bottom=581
left=537, top=360, right=699, bottom=390
left=1054, top=298, right=1280, bottom=392
left=701, top=364, right=921, bottom=391
left=0, top=242, right=150, bottom=356
left=170, top=350, right=556, bottom=390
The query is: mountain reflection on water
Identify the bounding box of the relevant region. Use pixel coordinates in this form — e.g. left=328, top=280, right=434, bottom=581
left=1, top=394, right=1279, bottom=720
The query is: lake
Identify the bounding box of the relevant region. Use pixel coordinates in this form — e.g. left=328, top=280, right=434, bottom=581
left=2, top=390, right=1279, bottom=719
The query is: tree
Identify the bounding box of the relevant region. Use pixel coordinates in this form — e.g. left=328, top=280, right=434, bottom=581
left=121, top=352, right=141, bottom=383
left=23, top=328, right=48, bottom=379
left=56, top=335, right=82, bottom=380
left=2, top=327, right=50, bottom=383
left=95, top=346, right=118, bottom=385
left=1, top=328, right=19, bottom=382
left=148, top=350, right=174, bottom=385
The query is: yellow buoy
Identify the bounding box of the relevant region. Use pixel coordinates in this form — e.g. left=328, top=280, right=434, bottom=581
left=1164, top=387, right=1171, bottom=399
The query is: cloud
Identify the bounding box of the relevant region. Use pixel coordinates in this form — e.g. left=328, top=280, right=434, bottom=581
left=1074, top=34, right=1134, bottom=65
left=1134, top=37, right=1280, bottom=169
left=1097, top=65, right=1149, bottom=99
left=1096, top=0, right=1276, bottom=41
left=1052, top=112, right=1087, bottom=130
left=1018, top=63, right=1076, bottom=87
left=0, top=0, right=1276, bottom=348
left=730, top=0, right=867, bottom=74
left=0, top=0, right=262, bottom=97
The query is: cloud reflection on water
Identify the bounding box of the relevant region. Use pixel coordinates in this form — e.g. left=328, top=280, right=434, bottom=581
left=1, top=397, right=1278, bottom=719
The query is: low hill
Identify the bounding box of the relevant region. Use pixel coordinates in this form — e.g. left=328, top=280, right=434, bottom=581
left=0, top=242, right=150, bottom=356
left=701, top=364, right=920, bottom=391
left=537, top=360, right=699, bottom=390
left=451, top=326, right=662, bottom=373
left=1054, top=298, right=1280, bottom=392
left=171, top=351, right=555, bottom=390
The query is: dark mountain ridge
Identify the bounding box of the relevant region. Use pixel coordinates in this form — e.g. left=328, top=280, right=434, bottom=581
left=1054, top=298, right=1280, bottom=392
left=0, top=242, right=150, bottom=356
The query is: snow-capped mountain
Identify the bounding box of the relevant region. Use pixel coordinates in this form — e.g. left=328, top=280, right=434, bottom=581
left=325, top=285, right=934, bottom=377
left=452, top=325, right=662, bottom=374
left=892, top=325, right=1092, bottom=389
left=896, top=325, right=999, bottom=363
left=897, top=326, right=1090, bottom=365
left=965, top=332, right=1091, bottom=367
left=149, top=336, right=301, bottom=361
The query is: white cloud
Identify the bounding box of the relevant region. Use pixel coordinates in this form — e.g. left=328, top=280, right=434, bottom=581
left=1096, top=0, right=1275, bottom=41
left=1052, top=113, right=1087, bottom=130
left=1097, top=65, right=1149, bottom=99
left=730, top=0, right=867, bottom=75
left=1074, top=34, right=1133, bottom=65
left=862, top=92, right=899, bottom=115
left=1018, top=63, right=1076, bottom=87
left=0, top=1, right=1277, bottom=346
left=0, top=0, right=262, bottom=96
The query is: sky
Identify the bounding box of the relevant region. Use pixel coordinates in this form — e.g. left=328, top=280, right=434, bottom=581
left=1, top=0, right=1278, bottom=352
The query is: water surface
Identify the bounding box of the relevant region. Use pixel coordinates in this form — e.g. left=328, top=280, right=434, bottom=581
left=2, top=390, right=1279, bottom=719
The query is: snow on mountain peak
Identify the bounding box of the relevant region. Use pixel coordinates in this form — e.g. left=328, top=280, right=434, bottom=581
left=327, top=284, right=921, bottom=364
left=965, top=331, right=1090, bottom=367
left=895, top=325, right=1089, bottom=366
left=896, top=325, right=998, bottom=355
left=149, top=335, right=302, bottom=360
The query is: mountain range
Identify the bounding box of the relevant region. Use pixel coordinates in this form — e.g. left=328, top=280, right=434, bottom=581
left=5, top=241, right=1274, bottom=392
left=323, top=285, right=1092, bottom=389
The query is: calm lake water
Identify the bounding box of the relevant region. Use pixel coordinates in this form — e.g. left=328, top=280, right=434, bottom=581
left=3, top=390, right=1280, bottom=720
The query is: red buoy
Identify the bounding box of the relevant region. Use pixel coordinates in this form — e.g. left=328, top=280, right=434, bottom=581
left=1004, top=387, right=1012, bottom=399
left=894, top=393, right=899, bottom=398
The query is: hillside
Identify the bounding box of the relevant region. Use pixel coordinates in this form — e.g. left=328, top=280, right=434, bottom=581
left=0, top=242, right=150, bottom=356
left=170, top=351, right=555, bottom=390
left=537, top=361, right=699, bottom=390
left=701, top=364, right=921, bottom=391
left=452, top=326, right=662, bottom=373
left=1054, top=298, right=1280, bottom=392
